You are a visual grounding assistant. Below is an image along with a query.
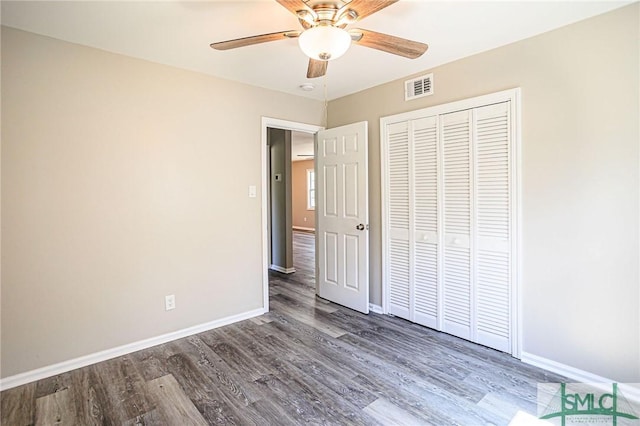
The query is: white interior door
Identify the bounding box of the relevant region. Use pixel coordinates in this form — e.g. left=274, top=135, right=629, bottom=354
left=316, top=122, right=369, bottom=314
left=385, top=121, right=411, bottom=319
left=473, top=102, right=512, bottom=353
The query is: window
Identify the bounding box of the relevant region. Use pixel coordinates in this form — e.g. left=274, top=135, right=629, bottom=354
left=307, top=169, right=315, bottom=210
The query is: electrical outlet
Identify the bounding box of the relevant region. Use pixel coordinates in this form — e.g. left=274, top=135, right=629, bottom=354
left=165, top=294, right=175, bottom=311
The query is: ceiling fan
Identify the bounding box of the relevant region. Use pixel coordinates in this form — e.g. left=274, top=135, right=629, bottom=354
left=210, top=0, right=428, bottom=79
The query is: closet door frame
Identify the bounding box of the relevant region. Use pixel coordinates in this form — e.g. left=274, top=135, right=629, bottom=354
left=380, top=88, right=522, bottom=358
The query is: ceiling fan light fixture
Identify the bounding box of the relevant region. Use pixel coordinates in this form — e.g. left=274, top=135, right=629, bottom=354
left=298, top=25, right=351, bottom=61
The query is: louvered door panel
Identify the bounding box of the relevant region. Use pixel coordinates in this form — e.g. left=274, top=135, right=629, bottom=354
left=389, top=240, right=410, bottom=318
left=413, top=117, right=438, bottom=236
left=474, top=102, right=511, bottom=352
left=442, top=110, right=472, bottom=340
left=389, top=123, right=410, bottom=233
left=386, top=122, right=411, bottom=319
left=412, top=116, right=438, bottom=327
left=443, top=247, right=471, bottom=334
left=477, top=251, right=510, bottom=350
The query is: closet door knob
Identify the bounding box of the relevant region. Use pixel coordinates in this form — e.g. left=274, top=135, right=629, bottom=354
left=356, top=224, right=365, bottom=231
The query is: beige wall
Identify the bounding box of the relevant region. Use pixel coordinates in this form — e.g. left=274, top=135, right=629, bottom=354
left=0, top=27, right=323, bottom=378
left=292, top=159, right=315, bottom=230
left=328, top=4, right=639, bottom=382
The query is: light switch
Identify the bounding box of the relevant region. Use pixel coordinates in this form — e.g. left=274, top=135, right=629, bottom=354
left=248, top=185, right=257, bottom=198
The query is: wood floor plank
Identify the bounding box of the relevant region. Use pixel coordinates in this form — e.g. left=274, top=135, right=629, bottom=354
left=161, top=342, right=258, bottom=424
left=248, top=315, right=272, bottom=325
left=168, top=334, right=300, bottom=425
left=216, top=321, right=369, bottom=423
left=88, top=355, right=154, bottom=424
left=338, top=329, right=486, bottom=402
left=1, top=382, right=36, bottom=426
left=198, top=328, right=276, bottom=382
left=351, top=374, right=453, bottom=425
left=231, top=322, right=379, bottom=415
left=146, top=375, right=208, bottom=426
left=270, top=283, right=338, bottom=313
left=33, top=371, right=73, bottom=400
left=68, top=365, right=108, bottom=425
left=175, top=335, right=266, bottom=406
left=35, top=388, right=77, bottom=425
left=122, top=408, right=168, bottom=426
left=270, top=297, right=347, bottom=338
left=186, top=347, right=301, bottom=426
left=129, top=341, right=183, bottom=382
left=363, top=397, right=425, bottom=426
left=477, top=392, right=529, bottom=423
left=246, top=399, right=299, bottom=426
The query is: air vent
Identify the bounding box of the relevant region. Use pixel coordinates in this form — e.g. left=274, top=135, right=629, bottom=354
left=405, top=73, right=433, bottom=101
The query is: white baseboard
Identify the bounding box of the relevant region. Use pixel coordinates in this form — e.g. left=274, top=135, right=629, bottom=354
left=521, top=351, right=612, bottom=383
left=292, top=226, right=315, bottom=232
left=0, top=307, right=265, bottom=391
left=270, top=264, right=296, bottom=274
left=369, top=303, right=384, bottom=314
left=521, top=351, right=640, bottom=403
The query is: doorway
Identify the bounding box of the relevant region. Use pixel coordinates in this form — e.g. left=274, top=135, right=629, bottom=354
left=261, top=118, right=323, bottom=312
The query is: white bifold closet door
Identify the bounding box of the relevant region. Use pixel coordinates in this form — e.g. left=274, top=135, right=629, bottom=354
left=386, top=120, right=411, bottom=320
left=413, top=117, right=439, bottom=329
left=386, top=117, right=439, bottom=328
left=383, top=100, right=513, bottom=354
left=442, top=109, right=472, bottom=340
left=473, top=102, right=512, bottom=352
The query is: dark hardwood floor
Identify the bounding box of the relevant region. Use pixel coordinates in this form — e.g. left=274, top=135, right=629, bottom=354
left=1, top=231, right=564, bottom=425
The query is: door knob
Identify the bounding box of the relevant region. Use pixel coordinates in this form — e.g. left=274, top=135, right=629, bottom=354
left=356, top=223, right=365, bottom=230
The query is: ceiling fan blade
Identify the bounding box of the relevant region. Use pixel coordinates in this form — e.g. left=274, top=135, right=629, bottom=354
left=350, top=29, right=428, bottom=59
left=275, top=0, right=308, bottom=15
left=341, top=0, right=398, bottom=21
left=307, top=59, right=327, bottom=79
left=275, top=0, right=315, bottom=29
left=210, top=30, right=300, bottom=51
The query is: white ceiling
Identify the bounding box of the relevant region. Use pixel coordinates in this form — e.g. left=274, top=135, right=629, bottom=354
left=1, top=1, right=631, bottom=101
